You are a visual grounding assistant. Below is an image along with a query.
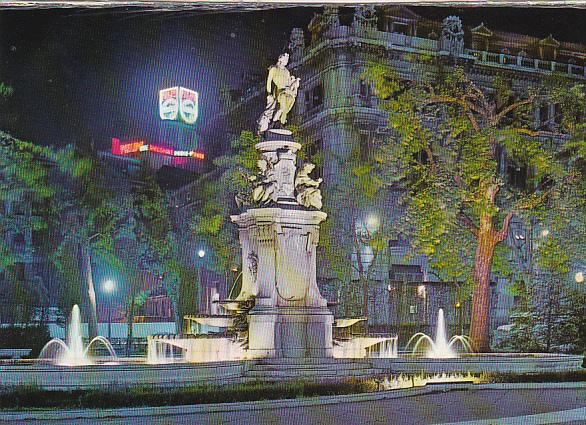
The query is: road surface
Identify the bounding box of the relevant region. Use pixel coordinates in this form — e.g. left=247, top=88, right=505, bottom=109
left=2, top=387, right=585, bottom=425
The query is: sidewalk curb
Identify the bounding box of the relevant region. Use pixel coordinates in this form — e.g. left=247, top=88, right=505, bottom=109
left=1, top=382, right=585, bottom=421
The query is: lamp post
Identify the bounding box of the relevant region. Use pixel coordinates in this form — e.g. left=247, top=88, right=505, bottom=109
left=103, top=279, right=116, bottom=340
left=197, top=249, right=206, bottom=314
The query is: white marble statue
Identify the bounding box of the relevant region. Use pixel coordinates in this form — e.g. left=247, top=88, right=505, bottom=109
left=257, top=53, right=301, bottom=134
left=251, top=158, right=278, bottom=205
left=295, top=163, right=323, bottom=210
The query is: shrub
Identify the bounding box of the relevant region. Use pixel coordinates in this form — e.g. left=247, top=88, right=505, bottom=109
left=0, top=378, right=380, bottom=410
left=0, top=325, right=50, bottom=357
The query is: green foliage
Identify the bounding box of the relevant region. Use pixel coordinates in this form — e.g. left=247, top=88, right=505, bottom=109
left=0, top=379, right=379, bottom=409
left=190, top=130, right=260, bottom=272
left=484, top=370, right=586, bottom=383
left=49, top=146, right=122, bottom=313
left=364, top=59, right=586, bottom=300
left=0, top=325, right=50, bottom=357
left=0, top=131, right=60, bottom=321
left=497, top=273, right=585, bottom=354
left=536, top=237, right=570, bottom=274
left=0, top=82, right=14, bottom=99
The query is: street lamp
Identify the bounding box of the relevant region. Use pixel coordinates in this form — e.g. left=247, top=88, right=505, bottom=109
left=575, top=272, right=584, bottom=284
left=196, top=248, right=206, bottom=313
left=104, top=280, right=115, bottom=293
left=103, top=280, right=116, bottom=340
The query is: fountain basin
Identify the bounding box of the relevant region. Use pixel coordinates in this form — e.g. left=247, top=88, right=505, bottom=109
left=0, top=353, right=581, bottom=391
left=371, top=353, right=584, bottom=375
left=0, top=360, right=247, bottom=391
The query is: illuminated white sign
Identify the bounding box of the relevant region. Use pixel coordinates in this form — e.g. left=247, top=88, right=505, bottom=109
left=159, top=86, right=198, bottom=125
left=159, top=87, right=179, bottom=121
left=179, top=87, right=198, bottom=125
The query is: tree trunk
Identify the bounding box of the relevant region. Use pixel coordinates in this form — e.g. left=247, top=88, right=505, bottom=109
left=125, top=293, right=136, bottom=357
left=469, top=217, right=498, bottom=352
left=169, top=280, right=182, bottom=336
left=80, top=243, right=98, bottom=339
left=355, top=249, right=368, bottom=318
left=362, top=277, right=369, bottom=319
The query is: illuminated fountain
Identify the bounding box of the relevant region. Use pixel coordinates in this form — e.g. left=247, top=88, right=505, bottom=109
left=147, top=335, right=247, bottom=364
left=38, top=304, right=117, bottom=366
left=371, top=336, right=399, bottom=358
left=406, top=309, right=472, bottom=358
left=334, top=336, right=398, bottom=359
left=147, top=336, right=182, bottom=364
left=378, top=372, right=480, bottom=391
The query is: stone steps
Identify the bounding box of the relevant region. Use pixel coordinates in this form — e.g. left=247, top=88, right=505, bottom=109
left=245, top=358, right=383, bottom=379
left=252, top=357, right=369, bottom=366
left=245, top=368, right=383, bottom=379
left=250, top=362, right=371, bottom=372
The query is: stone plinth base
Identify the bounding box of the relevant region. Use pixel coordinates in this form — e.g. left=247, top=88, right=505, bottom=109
left=247, top=306, right=333, bottom=358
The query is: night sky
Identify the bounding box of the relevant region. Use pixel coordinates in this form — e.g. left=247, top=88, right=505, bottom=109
left=1, top=6, right=586, bottom=157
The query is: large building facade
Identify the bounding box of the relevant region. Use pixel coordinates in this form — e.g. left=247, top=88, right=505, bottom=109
left=222, top=6, right=585, bottom=336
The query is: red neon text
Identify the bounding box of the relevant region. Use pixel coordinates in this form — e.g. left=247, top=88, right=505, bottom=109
left=149, top=144, right=174, bottom=156
left=120, top=141, right=144, bottom=154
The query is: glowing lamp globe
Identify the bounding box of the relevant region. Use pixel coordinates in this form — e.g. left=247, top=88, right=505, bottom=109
left=103, top=280, right=115, bottom=293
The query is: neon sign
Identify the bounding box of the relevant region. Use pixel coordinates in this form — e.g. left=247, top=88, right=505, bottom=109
left=179, top=87, right=198, bottom=125
left=159, top=86, right=198, bottom=125
left=159, top=87, right=179, bottom=121
left=120, top=140, right=145, bottom=155
left=149, top=144, right=174, bottom=156
left=111, top=138, right=205, bottom=160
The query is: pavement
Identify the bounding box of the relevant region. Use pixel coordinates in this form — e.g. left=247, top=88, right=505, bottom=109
left=1, top=386, right=585, bottom=425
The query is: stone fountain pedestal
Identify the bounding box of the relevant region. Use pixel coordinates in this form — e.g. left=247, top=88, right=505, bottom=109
left=231, top=129, right=333, bottom=359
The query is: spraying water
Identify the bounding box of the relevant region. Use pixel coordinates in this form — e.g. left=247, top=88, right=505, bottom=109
left=406, top=309, right=472, bottom=358
left=39, top=304, right=117, bottom=366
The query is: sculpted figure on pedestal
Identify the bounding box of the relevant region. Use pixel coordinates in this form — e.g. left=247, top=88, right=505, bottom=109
left=251, top=158, right=278, bottom=205
left=439, top=16, right=465, bottom=56
left=257, top=53, right=301, bottom=135
left=295, top=163, right=323, bottom=210
left=353, top=5, right=377, bottom=29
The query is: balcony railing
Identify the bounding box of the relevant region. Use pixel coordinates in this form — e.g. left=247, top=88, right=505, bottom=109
left=468, top=49, right=586, bottom=79
left=307, top=26, right=585, bottom=80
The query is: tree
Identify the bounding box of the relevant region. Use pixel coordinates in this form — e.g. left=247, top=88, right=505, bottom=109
left=190, top=131, right=259, bottom=276
left=314, top=138, right=393, bottom=319
left=365, top=62, right=586, bottom=351
left=0, top=129, right=57, bottom=323
left=112, top=166, right=174, bottom=354
left=0, top=82, right=54, bottom=323
left=51, top=145, right=117, bottom=338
